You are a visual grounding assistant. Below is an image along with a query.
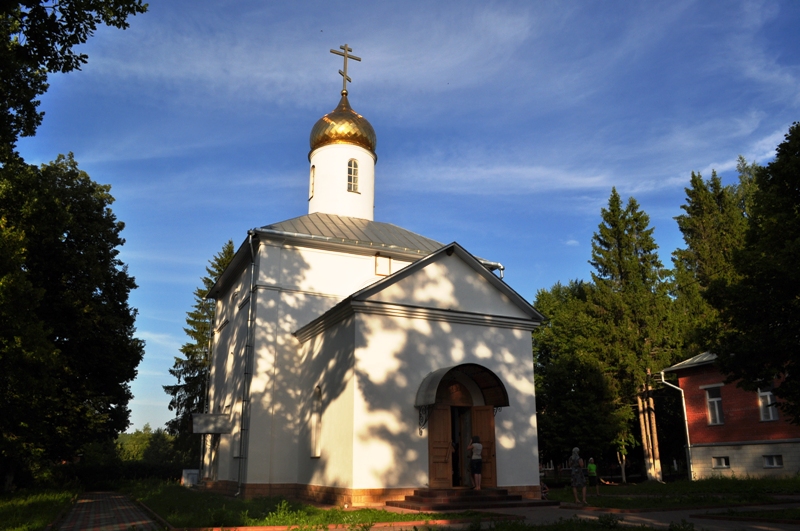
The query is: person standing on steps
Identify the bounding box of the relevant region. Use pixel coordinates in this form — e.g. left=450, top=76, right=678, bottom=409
left=587, top=457, right=599, bottom=496
left=467, top=435, right=483, bottom=491
left=569, top=447, right=587, bottom=504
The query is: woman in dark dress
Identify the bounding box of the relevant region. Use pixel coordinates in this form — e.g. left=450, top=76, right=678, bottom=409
left=569, top=447, right=587, bottom=504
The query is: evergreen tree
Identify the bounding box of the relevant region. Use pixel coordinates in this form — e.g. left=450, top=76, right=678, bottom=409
left=164, top=240, right=235, bottom=464
left=711, top=123, right=800, bottom=422
left=588, top=188, right=678, bottom=481
left=672, top=166, right=753, bottom=354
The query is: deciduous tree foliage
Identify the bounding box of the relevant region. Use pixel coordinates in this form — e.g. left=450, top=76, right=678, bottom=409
left=0, top=1, right=147, bottom=157
left=116, top=424, right=181, bottom=465
left=710, top=123, right=800, bottom=423
left=0, top=153, right=143, bottom=486
left=164, top=241, right=234, bottom=465
left=532, top=281, right=628, bottom=464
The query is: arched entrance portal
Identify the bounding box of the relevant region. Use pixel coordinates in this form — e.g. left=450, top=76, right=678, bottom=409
left=416, top=364, right=509, bottom=489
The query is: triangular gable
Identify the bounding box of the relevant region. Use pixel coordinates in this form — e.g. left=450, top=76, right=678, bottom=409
left=295, top=243, right=544, bottom=342
left=358, top=243, right=539, bottom=320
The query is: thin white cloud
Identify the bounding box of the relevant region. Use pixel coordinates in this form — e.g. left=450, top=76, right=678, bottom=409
left=85, top=4, right=535, bottom=111
left=565, top=239, right=579, bottom=246
left=725, top=1, right=800, bottom=104
left=136, top=369, right=167, bottom=377
left=138, top=331, right=182, bottom=353
left=129, top=397, right=170, bottom=407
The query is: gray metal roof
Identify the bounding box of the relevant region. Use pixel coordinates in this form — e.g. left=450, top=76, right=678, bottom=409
left=663, top=351, right=718, bottom=373
left=259, top=213, right=444, bottom=255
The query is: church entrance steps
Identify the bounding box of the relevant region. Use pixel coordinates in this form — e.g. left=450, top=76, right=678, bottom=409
left=385, top=488, right=559, bottom=511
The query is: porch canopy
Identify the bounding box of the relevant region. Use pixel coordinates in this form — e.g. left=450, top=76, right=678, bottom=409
left=415, top=363, right=510, bottom=408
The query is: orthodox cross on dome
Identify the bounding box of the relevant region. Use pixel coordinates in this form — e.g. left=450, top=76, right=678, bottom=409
left=330, top=44, right=361, bottom=95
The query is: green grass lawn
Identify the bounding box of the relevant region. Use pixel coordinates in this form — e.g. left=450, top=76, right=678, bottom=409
left=8, top=477, right=798, bottom=531
left=0, top=489, right=77, bottom=531
left=545, top=475, right=800, bottom=510
left=120, top=479, right=502, bottom=528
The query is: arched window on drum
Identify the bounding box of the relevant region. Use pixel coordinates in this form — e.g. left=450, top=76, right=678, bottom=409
left=347, top=159, right=358, bottom=192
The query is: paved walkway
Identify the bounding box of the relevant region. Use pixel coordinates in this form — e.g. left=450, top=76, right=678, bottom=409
left=53, top=491, right=800, bottom=531
left=57, top=492, right=162, bottom=531
left=485, top=500, right=800, bottom=531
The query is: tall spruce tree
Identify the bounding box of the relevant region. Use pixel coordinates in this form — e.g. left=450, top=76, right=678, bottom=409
left=588, top=188, right=678, bottom=481
left=164, top=240, right=234, bottom=464
left=710, top=123, right=800, bottom=422
left=672, top=166, right=753, bottom=354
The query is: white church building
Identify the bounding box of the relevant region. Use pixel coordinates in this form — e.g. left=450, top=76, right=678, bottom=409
left=193, top=46, right=545, bottom=506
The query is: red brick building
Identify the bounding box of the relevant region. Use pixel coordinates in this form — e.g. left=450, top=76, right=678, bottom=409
left=663, top=352, right=800, bottom=479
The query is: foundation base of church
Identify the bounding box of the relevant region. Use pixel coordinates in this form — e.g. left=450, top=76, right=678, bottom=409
left=201, top=481, right=542, bottom=506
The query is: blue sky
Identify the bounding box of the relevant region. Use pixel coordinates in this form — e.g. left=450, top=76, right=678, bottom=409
left=16, top=0, right=800, bottom=432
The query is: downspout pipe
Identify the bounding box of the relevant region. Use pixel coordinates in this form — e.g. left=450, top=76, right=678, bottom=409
left=479, top=260, right=505, bottom=279
left=235, top=232, right=259, bottom=496
left=660, top=371, right=693, bottom=481
left=200, top=296, right=214, bottom=480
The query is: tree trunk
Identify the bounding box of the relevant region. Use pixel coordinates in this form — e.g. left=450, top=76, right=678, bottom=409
left=616, top=451, right=627, bottom=483
left=647, top=383, right=663, bottom=481
left=637, top=393, right=657, bottom=481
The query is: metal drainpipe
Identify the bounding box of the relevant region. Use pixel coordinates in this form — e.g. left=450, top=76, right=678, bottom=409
left=235, top=232, right=259, bottom=496
left=200, top=297, right=214, bottom=480
left=660, top=371, right=693, bottom=481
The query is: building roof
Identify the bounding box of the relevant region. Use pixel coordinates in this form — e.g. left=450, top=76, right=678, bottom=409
left=258, top=213, right=444, bottom=255
left=207, top=213, right=448, bottom=299
left=663, top=351, right=718, bottom=373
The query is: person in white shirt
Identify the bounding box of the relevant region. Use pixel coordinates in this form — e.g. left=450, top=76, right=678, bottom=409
left=467, top=435, right=483, bottom=490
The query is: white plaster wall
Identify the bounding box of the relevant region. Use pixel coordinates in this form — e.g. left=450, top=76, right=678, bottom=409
left=351, top=312, right=539, bottom=489
left=296, top=317, right=356, bottom=486
left=308, top=144, right=375, bottom=220
left=691, top=443, right=800, bottom=478
left=205, top=238, right=433, bottom=487
left=239, top=289, right=279, bottom=484
left=258, top=243, right=405, bottom=300
left=369, top=253, right=530, bottom=319
left=204, top=261, right=253, bottom=482
left=245, top=241, right=402, bottom=485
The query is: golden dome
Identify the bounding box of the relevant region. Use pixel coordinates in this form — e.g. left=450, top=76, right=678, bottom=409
left=309, top=91, right=377, bottom=157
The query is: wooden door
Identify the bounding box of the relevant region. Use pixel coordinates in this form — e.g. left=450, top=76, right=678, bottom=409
left=428, top=404, right=452, bottom=488
left=471, top=406, right=496, bottom=487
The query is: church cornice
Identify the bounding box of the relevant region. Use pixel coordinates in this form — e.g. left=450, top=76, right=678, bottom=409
left=294, top=299, right=539, bottom=344
left=294, top=300, right=355, bottom=343
left=352, top=300, right=541, bottom=331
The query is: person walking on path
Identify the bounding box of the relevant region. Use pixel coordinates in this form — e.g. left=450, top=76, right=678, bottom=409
left=569, top=447, right=587, bottom=505
left=587, top=457, right=599, bottom=496
left=467, top=435, right=483, bottom=491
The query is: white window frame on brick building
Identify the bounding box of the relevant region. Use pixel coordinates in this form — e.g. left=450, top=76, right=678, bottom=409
left=758, top=387, right=779, bottom=421
left=702, top=384, right=724, bottom=425
left=712, top=456, right=730, bottom=469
